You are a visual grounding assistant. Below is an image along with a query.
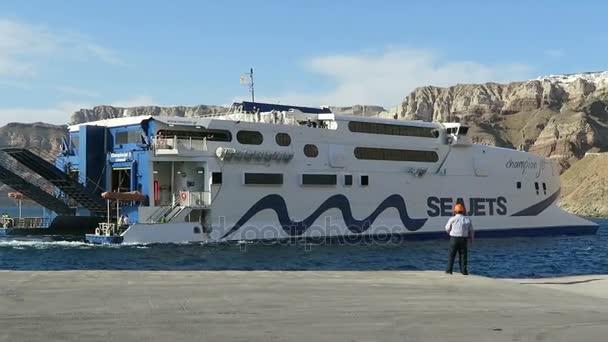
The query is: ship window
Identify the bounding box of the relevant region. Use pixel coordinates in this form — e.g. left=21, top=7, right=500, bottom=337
left=344, top=175, right=353, bottom=186
left=157, top=129, right=232, bottom=142
left=193, top=226, right=201, bottom=234
left=115, top=132, right=128, bottom=144
left=302, top=174, right=337, bottom=186
left=115, top=131, right=141, bottom=145
left=354, top=147, right=439, bottom=163
left=70, top=136, right=79, bottom=149
left=534, top=182, right=539, bottom=195
left=275, top=133, right=291, bottom=146
left=542, top=182, right=547, bottom=195
left=360, top=175, right=369, bottom=186
left=237, top=130, right=263, bottom=145
left=128, top=130, right=142, bottom=143
left=244, top=173, right=283, bottom=185
left=458, top=126, right=469, bottom=135
left=304, top=144, right=319, bottom=158
left=212, top=172, right=223, bottom=185
left=348, top=121, right=436, bottom=138
left=516, top=181, right=521, bottom=189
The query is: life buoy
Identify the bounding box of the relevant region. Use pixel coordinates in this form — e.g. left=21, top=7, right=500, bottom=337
left=180, top=192, right=188, bottom=202
left=95, top=227, right=101, bottom=235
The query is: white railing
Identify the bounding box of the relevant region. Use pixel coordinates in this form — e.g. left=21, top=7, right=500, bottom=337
left=96, top=223, right=118, bottom=236
left=152, top=137, right=208, bottom=154
left=1, top=217, right=51, bottom=229
left=180, top=191, right=211, bottom=208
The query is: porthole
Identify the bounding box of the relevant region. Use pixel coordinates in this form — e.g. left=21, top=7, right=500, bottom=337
left=275, top=133, right=291, bottom=146
left=193, top=226, right=201, bottom=234
left=304, top=144, right=319, bottom=158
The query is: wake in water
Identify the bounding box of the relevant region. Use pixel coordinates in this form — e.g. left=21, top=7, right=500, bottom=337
left=0, top=238, right=93, bottom=249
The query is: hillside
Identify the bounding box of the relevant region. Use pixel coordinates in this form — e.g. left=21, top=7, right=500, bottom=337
left=70, top=104, right=390, bottom=125
left=399, top=72, right=608, bottom=171
left=560, top=153, right=608, bottom=217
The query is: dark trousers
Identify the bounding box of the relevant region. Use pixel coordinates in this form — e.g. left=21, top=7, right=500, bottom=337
left=446, top=236, right=468, bottom=274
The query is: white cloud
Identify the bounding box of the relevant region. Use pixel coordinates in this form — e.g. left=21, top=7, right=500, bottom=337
left=263, top=48, right=532, bottom=107
left=85, top=43, right=126, bottom=66
left=544, top=49, right=564, bottom=58
left=0, top=96, right=156, bottom=126
left=0, top=18, right=124, bottom=78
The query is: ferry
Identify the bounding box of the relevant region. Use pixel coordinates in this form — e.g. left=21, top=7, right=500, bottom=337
left=1, top=101, right=598, bottom=244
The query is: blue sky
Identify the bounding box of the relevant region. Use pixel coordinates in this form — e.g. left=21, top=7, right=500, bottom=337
left=1, top=0, right=607, bottom=125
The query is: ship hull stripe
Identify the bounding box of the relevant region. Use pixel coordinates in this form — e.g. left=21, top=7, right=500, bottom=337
left=220, top=194, right=428, bottom=239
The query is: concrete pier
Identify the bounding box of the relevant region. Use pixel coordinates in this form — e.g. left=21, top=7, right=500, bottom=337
left=1, top=271, right=607, bottom=341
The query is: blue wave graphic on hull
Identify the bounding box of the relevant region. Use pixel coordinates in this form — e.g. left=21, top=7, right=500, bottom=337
left=220, top=194, right=428, bottom=239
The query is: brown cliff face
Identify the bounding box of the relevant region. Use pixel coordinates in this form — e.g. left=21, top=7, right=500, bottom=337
left=0, top=122, right=67, bottom=155
left=560, top=153, right=608, bottom=216
left=398, top=73, right=608, bottom=171
left=0, top=122, right=67, bottom=197
left=70, top=105, right=230, bottom=124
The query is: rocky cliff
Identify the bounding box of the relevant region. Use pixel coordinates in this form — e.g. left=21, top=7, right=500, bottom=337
left=330, top=105, right=391, bottom=117
left=0, top=122, right=67, bottom=199
left=70, top=105, right=230, bottom=124
left=0, top=122, right=67, bottom=155
left=560, top=153, right=608, bottom=217
left=70, top=104, right=392, bottom=124
left=398, top=72, right=608, bottom=171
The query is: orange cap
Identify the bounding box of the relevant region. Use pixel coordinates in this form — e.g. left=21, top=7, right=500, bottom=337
left=454, top=203, right=464, bottom=213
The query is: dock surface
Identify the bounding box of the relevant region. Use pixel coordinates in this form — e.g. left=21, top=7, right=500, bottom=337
left=1, top=271, right=608, bottom=341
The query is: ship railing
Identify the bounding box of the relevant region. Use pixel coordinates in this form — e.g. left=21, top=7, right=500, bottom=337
left=147, top=199, right=181, bottom=223
left=152, top=136, right=208, bottom=154
left=1, top=217, right=50, bottom=229
left=95, top=222, right=118, bottom=236
left=181, top=191, right=211, bottom=208
left=27, top=146, right=106, bottom=195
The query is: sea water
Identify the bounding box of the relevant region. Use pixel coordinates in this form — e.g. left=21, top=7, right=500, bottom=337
left=0, top=219, right=606, bottom=278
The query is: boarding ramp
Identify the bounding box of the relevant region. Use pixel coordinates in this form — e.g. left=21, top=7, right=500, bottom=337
left=2, top=147, right=106, bottom=215
left=0, top=163, right=74, bottom=216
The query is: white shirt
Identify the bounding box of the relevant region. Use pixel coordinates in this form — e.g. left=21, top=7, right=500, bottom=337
left=445, top=214, right=473, bottom=237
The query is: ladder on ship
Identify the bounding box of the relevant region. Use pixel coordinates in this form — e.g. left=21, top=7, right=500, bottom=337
left=0, top=163, right=74, bottom=216
left=2, top=147, right=106, bottom=215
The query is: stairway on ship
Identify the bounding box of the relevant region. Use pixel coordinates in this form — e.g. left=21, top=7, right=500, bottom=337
left=2, top=148, right=106, bottom=215
left=0, top=164, right=74, bottom=216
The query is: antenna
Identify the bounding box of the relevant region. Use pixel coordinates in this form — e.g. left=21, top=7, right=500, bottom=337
left=249, top=67, right=255, bottom=104
left=240, top=67, right=255, bottom=105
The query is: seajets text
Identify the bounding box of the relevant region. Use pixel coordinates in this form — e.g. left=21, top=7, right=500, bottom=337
left=427, top=197, right=507, bottom=217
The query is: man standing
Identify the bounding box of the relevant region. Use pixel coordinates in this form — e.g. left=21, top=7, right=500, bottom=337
left=445, top=203, right=474, bottom=275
